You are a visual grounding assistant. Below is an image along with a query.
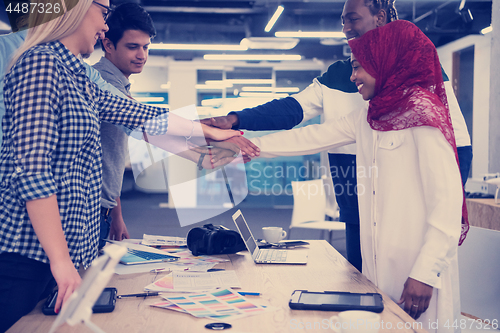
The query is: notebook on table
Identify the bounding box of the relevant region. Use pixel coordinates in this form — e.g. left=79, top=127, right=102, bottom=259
left=231, top=209, right=308, bottom=265
left=107, top=240, right=180, bottom=265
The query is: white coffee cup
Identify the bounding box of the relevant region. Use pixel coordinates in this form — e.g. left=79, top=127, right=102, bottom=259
left=262, top=227, right=287, bottom=244
left=329, top=311, right=381, bottom=333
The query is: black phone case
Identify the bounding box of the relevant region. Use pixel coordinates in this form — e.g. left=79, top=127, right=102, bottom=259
left=289, top=290, right=384, bottom=313
left=42, top=287, right=117, bottom=315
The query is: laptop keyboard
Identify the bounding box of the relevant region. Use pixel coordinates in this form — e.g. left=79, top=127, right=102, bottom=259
left=257, top=249, right=287, bottom=262
left=127, top=249, right=178, bottom=261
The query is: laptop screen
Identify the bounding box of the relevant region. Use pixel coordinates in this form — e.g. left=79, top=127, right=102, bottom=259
left=233, top=212, right=258, bottom=255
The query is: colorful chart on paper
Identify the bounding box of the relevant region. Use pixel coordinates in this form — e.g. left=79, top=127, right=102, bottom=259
left=163, top=288, right=270, bottom=320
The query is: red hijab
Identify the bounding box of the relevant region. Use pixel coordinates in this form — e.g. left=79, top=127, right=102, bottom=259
left=348, top=20, right=469, bottom=245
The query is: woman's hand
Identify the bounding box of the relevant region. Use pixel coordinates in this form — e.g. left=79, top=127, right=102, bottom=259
left=192, top=142, right=242, bottom=169
left=201, top=123, right=242, bottom=141
left=25, top=195, right=82, bottom=313
left=397, top=277, right=433, bottom=319
left=223, top=136, right=260, bottom=158
left=50, top=258, right=82, bottom=313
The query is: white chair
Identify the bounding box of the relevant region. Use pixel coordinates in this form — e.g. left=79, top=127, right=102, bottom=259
left=289, top=179, right=346, bottom=244
left=458, top=226, right=500, bottom=324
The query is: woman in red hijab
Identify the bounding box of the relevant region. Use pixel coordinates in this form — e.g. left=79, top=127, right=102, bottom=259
left=246, top=20, right=465, bottom=331
left=347, top=19, right=467, bottom=331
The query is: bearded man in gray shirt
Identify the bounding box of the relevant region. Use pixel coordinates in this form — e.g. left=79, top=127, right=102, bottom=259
left=93, top=3, right=157, bottom=247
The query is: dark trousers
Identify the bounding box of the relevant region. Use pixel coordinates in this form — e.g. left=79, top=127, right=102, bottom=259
left=0, top=252, right=56, bottom=332
left=99, top=208, right=112, bottom=249
left=457, top=146, right=473, bottom=187
left=328, top=153, right=362, bottom=272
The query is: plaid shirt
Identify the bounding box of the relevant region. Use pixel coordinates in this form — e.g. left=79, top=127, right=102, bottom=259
left=0, top=41, right=168, bottom=268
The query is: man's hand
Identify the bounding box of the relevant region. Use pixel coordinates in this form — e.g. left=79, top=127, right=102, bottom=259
left=109, top=217, right=130, bottom=241
left=397, top=277, right=433, bottom=319
left=108, top=199, right=130, bottom=241
left=200, top=114, right=239, bottom=129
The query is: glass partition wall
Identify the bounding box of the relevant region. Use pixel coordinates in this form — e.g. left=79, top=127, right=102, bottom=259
left=128, top=57, right=326, bottom=207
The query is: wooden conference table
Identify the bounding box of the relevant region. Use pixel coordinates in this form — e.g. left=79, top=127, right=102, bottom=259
left=9, top=240, right=427, bottom=333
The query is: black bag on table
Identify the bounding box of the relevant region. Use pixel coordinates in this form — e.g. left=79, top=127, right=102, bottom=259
left=187, top=224, right=246, bottom=256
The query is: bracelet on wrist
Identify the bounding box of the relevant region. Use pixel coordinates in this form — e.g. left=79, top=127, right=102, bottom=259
left=197, top=152, right=207, bottom=170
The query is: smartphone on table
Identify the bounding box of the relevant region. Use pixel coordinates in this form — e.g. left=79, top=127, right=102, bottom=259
left=42, top=287, right=118, bottom=315
left=289, top=290, right=384, bottom=313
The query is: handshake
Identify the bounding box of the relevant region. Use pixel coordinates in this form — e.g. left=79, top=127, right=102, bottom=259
left=192, top=114, right=260, bottom=169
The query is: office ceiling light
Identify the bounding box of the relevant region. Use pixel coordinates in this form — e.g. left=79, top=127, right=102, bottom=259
left=320, top=38, right=347, bottom=46
left=275, top=31, right=345, bottom=38
left=196, top=82, right=234, bottom=89
left=481, top=26, right=492, bottom=34
left=240, top=37, right=299, bottom=50
left=239, top=92, right=289, bottom=98
left=458, top=0, right=466, bottom=11
left=150, top=43, right=247, bottom=51
left=264, top=5, right=284, bottom=32
left=206, top=79, right=273, bottom=85
left=203, top=54, right=302, bottom=61
left=241, top=86, right=300, bottom=93
left=225, top=79, right=273, bottom=85
left=204, top=81, right=235, bottom=87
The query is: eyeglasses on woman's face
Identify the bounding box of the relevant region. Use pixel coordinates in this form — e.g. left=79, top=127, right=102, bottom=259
left=92, top=1, right=111, bottom=21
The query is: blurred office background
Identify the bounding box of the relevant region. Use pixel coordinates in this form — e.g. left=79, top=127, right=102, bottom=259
left=1, top=0, right=498, bottom=238
left=2, top=1, right=500, bottom=326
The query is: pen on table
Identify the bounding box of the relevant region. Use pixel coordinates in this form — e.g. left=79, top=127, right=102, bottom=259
left=117, top=292, right=160, bottom=299
left=237, top=292, right=261, bottom=296
left=150, top=268, right=171, bottom=273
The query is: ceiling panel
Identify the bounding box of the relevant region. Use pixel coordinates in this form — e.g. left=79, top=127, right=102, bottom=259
left=0, top=0, right=492, bottom=61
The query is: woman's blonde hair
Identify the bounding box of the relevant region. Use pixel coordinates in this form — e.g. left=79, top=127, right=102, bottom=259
left=8, top=0, right=93, bottom=70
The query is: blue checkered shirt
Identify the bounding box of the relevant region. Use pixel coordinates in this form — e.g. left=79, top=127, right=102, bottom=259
left=0, top=41, right=168, bottom=268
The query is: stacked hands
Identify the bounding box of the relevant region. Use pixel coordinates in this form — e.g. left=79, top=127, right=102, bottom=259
left=194, top=115, right=260, bottom=169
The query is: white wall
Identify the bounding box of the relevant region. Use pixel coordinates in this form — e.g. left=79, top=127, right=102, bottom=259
left=489, top=0, right=500, bottom=174
left=437, top=34, right=492, bottom=179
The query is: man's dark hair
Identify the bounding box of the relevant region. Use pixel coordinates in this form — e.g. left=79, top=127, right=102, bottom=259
left=101, top=2, right=156, bottom=51
left=364, top=0, right=398, bottom=23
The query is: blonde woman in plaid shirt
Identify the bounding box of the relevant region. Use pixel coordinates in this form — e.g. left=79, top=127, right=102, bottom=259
left=0, top=1, right=240, bottom=330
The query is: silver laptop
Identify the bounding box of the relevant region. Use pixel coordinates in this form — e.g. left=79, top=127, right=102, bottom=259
left=232, top=210, right=308, bottom=264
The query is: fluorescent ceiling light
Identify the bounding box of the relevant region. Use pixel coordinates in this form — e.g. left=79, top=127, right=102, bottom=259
left=459, top=0, right=466, bottom=11
left=195, top=83, right=233, bottom=89
left=239, top=92, right=289, bottom=98
left=481, top=26, right=492, bottom=34
left=150, top=43, right=247, bottom=51
left=240, top=37, right=299, bottom=50
left=241, top=86, right=300, bottom=93
left=134, top=97, right=165, bottom=103
left=265, top=5, right=284, bottom=32
left=275, top=31, right=345, bottom=38
left=207, top=79, right=273, bottom=85
left=205, top=81, right=235, bottom=87
left=203, top=54, right=302, bottom=61
left=320, top=38, right=347, bottom=46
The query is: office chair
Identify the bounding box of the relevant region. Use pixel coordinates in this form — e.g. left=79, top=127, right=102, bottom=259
left=289, top=179, right=346, bottom=244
